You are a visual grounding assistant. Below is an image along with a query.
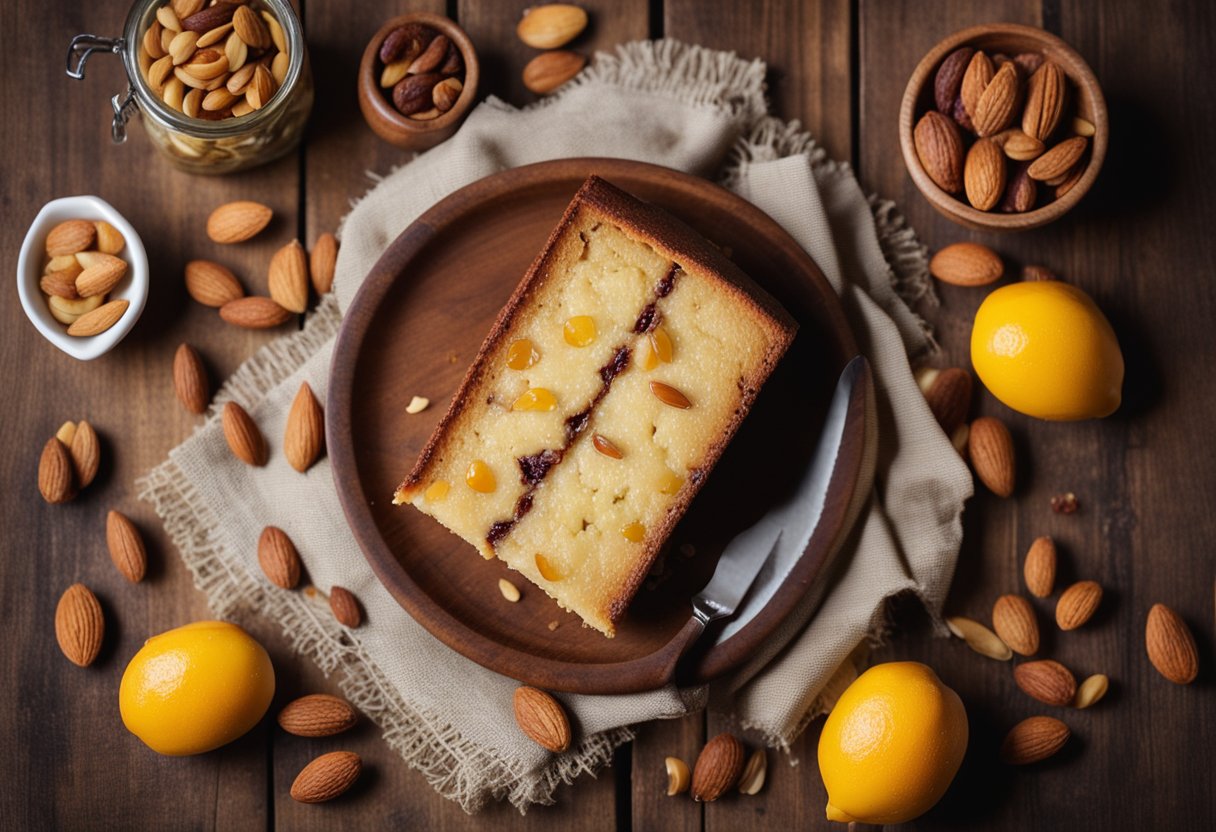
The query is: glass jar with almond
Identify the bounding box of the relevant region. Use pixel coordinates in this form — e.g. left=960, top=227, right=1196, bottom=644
left=68, top=0, right=312, bottom=174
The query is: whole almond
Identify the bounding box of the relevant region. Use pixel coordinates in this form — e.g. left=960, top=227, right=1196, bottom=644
left=232, top=4, right=269, bottom=49
left=310, top=233, right=338, bottom=295
left=55, top=584, right=104, bottom=667
left=219, top=296, right=291, bottom=329
left=929, top=242, right=1002, bottom=287
left=173, top=343, right=210, bottom=414
left=194, top=20, right=232, bottom=49
left=46, top=220, right=96, bottom=257
left=993, top=594, right=1039, bottom=656
left=691, top=733, right=745, bottom=802
left=737, top=748, right=767, bottom=796
left=517, top=4, right=588, bottom=49
left=920, top=367, right=972, bottom=434
left=106, top=510, right=148, bottom=583
left=269, top=239, right=309, bottom=313
left=960, top=51, right=994, bottom=123
left=1023, top=536, right=1056, bottom=597
left=934, top=47, right=974, bottom=113
left=67, top=299, right=129, bottom=337
left=968, top=416, right=1015, bottom=497
left=290, top=751, right=362, bottom=803
left=379, top=23, right=430, bottom=64
left=523, top=50, right=587, bottom=95
left=973, top=61, right=1021, bottom=137
left=1024, top=264, right=1058, bottom=282
left=181, top=2, right=239, bottom=34
left=1022, top=60, right=1066, bottom=141
left=994, top=128, right=1045, bottom=161
left=433, top=77, right=463, bottom=112
left=258, top=525, right=301, bottom=589
left=41, top=269, right=81, bottom=300
left=946, top=615, right=1013, bottom=661
left=1054, top=164, right=1086, bottom=199
left=39, top=437, right=76, bottom=504
left=407, top=34, right=449, bottom=75
left=964, top=137, right=1007, bottom=211
left=1056, top=580, right=1102, bottom=630
left=1145, top=603, right=1199, bottom=684
left=1000, top=716, right=1069, bottom=765
left=913, top=110, right=964, bottom=193
left=94, top=221, right=126, bottom=254
left=284, top=382, right=324, bottom=472
left=1014, top=659, right=1076, bottom=706
left=206, top=200, right=272, bottom=243
left=75, top=253, right=128, bottom=297
left=184, top=260, right=245, bottom=307
left=246, top=64, right=276, bottom=110
left=222, top=401, right=267, bottom=466
left=1074, top=673, right=1109, bottom=709
left=1000, top=163, right=1037, bottom=213
left=1028, top=136, right=1087, bottom=182
left=329, top=586, right=362, bottom=628
left=278, top=694, right=358, bottom=737
left=70, top=420, right=101, bottom=488
left=513, top=686, right=571, bottom=752
left=392, top=73, right=443, bottom=116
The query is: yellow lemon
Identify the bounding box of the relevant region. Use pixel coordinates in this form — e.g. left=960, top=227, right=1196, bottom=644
left=120, top=621, right=275, bottom=756
left=819, top=661, right=968, bottom=825
left=970, top=281, right=1123, bottom=420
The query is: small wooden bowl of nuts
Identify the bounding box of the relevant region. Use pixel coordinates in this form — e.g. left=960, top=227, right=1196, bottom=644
left=358, top=13, right=479, bottom=151
left=900, top=23, right=1108, bottom=231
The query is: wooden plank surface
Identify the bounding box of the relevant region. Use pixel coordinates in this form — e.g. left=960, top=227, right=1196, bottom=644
left=2, top=0, right=1214, bottom=830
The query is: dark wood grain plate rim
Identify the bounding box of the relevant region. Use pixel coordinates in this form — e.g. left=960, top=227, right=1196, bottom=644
left=327, top=158, right=865, bottom=693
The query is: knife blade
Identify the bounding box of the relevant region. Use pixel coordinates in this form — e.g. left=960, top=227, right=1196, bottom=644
left=689, top=354, right=866, bottom=630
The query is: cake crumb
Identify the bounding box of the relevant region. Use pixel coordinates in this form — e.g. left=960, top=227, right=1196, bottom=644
left=547, top=620, right=559, bottom=631
left=406, top=396, right=430, bottom=414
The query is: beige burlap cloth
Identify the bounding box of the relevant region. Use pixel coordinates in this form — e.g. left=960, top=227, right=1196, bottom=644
left=138, top=40, right=972, bottom=812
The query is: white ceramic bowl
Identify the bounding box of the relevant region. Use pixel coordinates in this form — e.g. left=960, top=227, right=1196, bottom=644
left=18, top=195, right=148, bottom=360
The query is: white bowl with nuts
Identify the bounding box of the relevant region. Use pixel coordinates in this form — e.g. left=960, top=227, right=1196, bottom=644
left=18, top=196, right=148, bottom=360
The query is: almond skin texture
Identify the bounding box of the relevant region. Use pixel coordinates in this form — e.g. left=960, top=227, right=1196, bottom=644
left=173, top=343, right=210, bottom=414
left=513, top=686, right=571, bottom=752
left=75, top=253, right=128, bottom=298
left=922, top=367, right=973, bottom=434
left=39, top=437, right=76, bottom=504
left=1000, top=163, right=1037, bottom=213
left=929, top=242, right=1002, bottom=286
left=41, top=269, right=82, bottom=299
left=55, top=583, right=104, bottom=667
left=960, top=51, right=994, bottom=124
left=517, top=4, right=588, bottom=49
left=994, top=128, right=1046, bottom=161
left=258, top=526, right=301, bottom=589
left=522, top=50, right=587, bottom=95
left=914, top=110, right=964, bottom=194
left=1024, top=536, right=1057, bottom=597
left=219, top=296, right=291, bottom=329
left=1145, top=603, right=1199, bottom=684
left=1056, top=580, right=1103, bottom=630
left=185, top=260, right=244, bottom=307
left=1000, top=716, right=1069, bottom=765
left=1013, top=659, right=1077, bottom=706
left=206, top=200, right=272, bottom=243
left=973, top=61, right=1021, bottom=137
left=67, top=299, right=128, bottom=336
left=268, top=239, right=309, bottom=314
left=106, top=510, right=148, bottom=583
left=46, top=220, right=96, bottom=256
left=934, top=46, right=974, bottom=113
left=968, top=416, right=1016, bottom=497
left=993, top=594, right=1039, bottom=656
left=1028, top=136, right=1087, bottom=182
left=309, top=233, right=338, bottom=295
left=329, top=586, right=362, bottom=628
left=222, top=401, right=267, bottom=466
left=278, top=694, right=358, bottom=737
left=964, top=137, right=1007, bottom=211
left=290, top=751, right=362, bottom=803
left=1022, top=60, right=1067, bottom=141
left=691, top=733, right=745, bottom=802
left=70, top=420, right=101, bottom=488
left=284, top=382, right=324, bottom=472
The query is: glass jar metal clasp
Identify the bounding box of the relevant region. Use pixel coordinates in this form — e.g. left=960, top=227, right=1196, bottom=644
left=66, top=34, right=137, bottom=144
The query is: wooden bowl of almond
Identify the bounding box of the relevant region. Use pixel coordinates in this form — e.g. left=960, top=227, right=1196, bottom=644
left=899, top=23, right=1108, bottom=231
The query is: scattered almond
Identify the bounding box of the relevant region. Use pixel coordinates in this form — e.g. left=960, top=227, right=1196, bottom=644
left=278, top=694, right=358, bottom=737
left=173, top=343, right=210, bottom=414
left=1023, top=536, right=1056, bottom=597
left=38, top=437, right=76, bottom=504
left=219, top=296, right=291, bottom=329
left=206, top=200, right=272, bottom=243
left=1022, top=264, right=1058, bottom=282
left=329, top=586, right=362, bottom=628
left=1000, top=716, right=1069, bottom=765
left=406, top=395, right=430, bottom=414
left=665, top=756, right=690, bottom=796
left=1013, top=659, right=1076, bottom=706
left=1056, top=580, right=1102, bottom=630
left=968, top=416, right=1015, bottom=497
left=1145, top=603, right=1199, bottom=684
left=258, top=526, right=302, bottom=589
left=70, top=420, right=101, bottom=488
left=993, top=594, right=1039, bottom=656
left=517, top=4, right=588, bottom=49
left=185, top=260, right=244, bottom=307
left=55, top=421, right=77, bottom=446
left=929, top=242, right=1002, bottom=286
left=513, top=686, right=572, bottom=752
left=498, top=578, right=521, bottom=602
left=522, top=50, right=587, bottom=95
left=268, top=239, right=309, bottom=314
left=310, top=233, right=338, bottom=295
left=290, top=751, right=362, bottom=803
left=1073, top=673, right=1109, bottom=709
left=106, top=510, right=148, bottom=583
left=284, top=382, right=324, bottom=472
left=222, top=401, right=267, bottom=466
left=946, top=615, right=1012, bottom=661
left=917, top=367, right=972, bottom=434
left=691, top=733, right=744, bottom=802
left=55, top=583, right=104, bottom=667
left=737, top=748, right=767, bottom=795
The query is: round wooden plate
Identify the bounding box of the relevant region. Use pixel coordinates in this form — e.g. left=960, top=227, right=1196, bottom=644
left=328, top=158, right=867, bottom=694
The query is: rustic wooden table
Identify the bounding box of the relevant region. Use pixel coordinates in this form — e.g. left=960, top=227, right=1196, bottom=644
left=3, top=1, right=1213, bottom=829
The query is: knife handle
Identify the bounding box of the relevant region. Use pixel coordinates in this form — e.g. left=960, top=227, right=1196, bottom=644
left=644, top=613, right=708, bottom=690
